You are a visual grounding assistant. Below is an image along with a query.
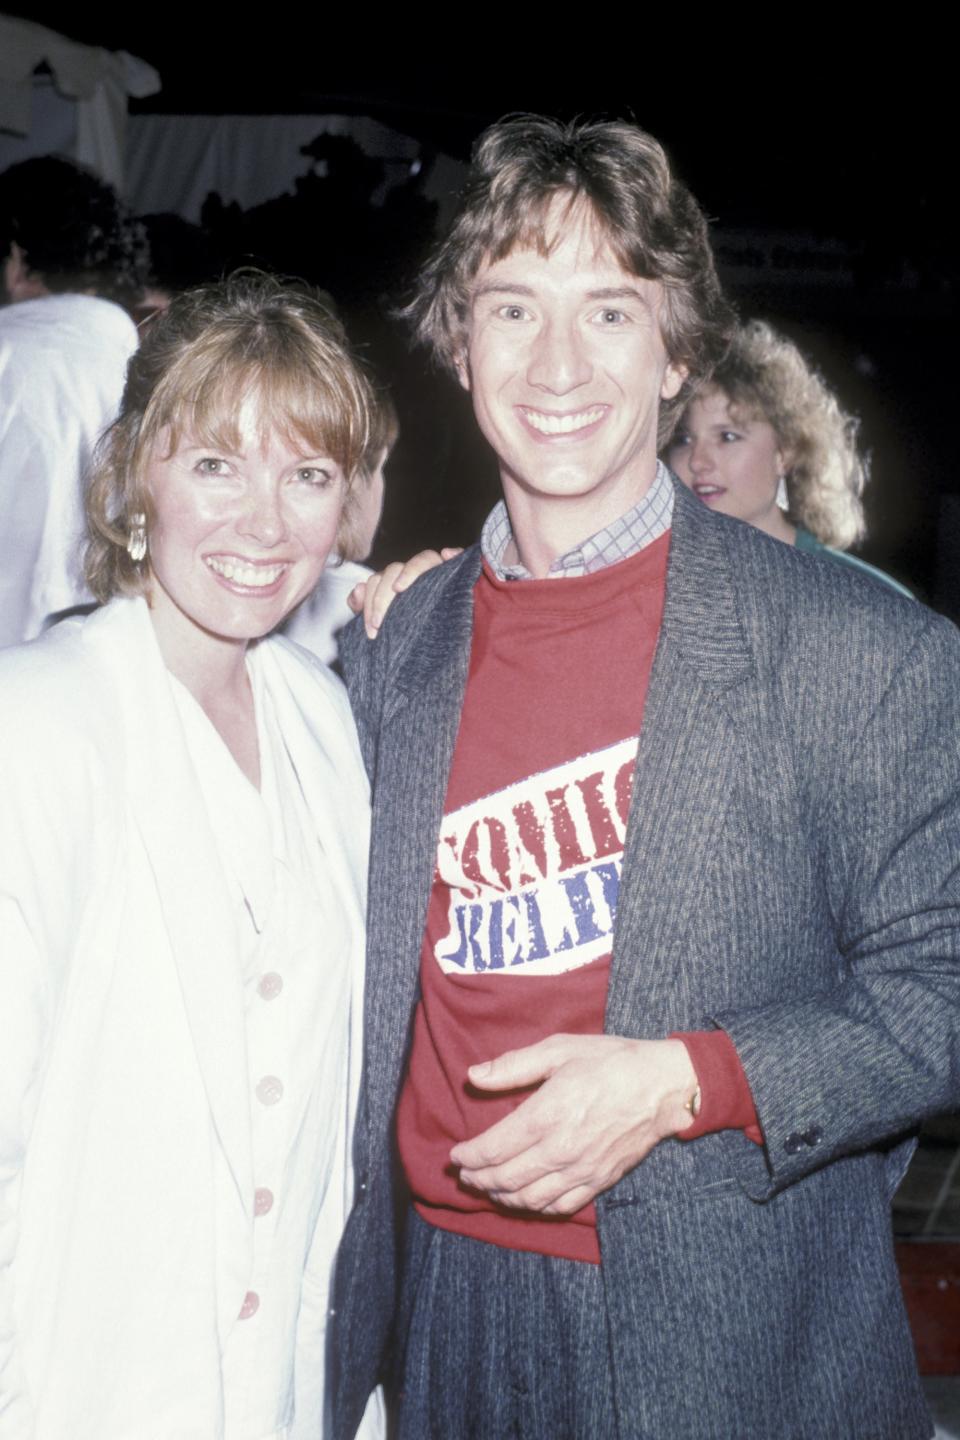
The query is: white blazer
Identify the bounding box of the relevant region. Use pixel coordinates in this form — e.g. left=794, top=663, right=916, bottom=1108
left=0, top=598, right=376, bottom=1440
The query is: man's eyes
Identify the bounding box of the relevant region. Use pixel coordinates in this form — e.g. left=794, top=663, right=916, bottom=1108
left=490, top=304, right=632, bottom=325
left=493, top=305, right=630, bottom=324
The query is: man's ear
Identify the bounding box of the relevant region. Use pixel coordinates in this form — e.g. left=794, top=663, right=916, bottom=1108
left=660, top=359, right=687, bottom=402
left=4, top=241, right=47, bottom=302
left=454, top=350, right=471, bottom=392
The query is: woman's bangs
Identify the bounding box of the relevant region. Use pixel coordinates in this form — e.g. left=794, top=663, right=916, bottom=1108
left=150, top=360, right=353, bottom=469
left=247, top=364, right=353, bottom=465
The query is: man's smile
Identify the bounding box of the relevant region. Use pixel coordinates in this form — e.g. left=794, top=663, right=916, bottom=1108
left=517, top=405, right=608, bottom=438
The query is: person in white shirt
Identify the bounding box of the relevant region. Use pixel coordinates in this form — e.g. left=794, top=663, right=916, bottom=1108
left=0, top=156, right=147, bottom=647
left=0, top=272, right=383, bottom=1440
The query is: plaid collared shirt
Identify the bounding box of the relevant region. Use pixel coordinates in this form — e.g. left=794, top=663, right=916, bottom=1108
left=480, top=461, right=674, bottom=581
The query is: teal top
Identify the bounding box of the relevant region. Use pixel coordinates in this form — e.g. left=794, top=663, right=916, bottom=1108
left=794, top=527, right=913, bottom=599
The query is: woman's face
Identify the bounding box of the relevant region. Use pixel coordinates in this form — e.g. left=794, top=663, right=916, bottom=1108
left=666, top=388, right=790, bottom=536
left=143, top=393, right=346, bottom=658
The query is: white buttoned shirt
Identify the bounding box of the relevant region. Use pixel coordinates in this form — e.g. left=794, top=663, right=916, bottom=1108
left=172, top=654, right=354, bottom=1440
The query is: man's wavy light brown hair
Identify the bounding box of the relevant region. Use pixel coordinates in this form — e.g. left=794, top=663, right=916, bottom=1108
left=403, top=115, right=734, bottom=445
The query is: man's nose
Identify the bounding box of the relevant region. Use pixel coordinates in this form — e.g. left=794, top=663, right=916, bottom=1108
left=526, top=319, right=592, bottom=395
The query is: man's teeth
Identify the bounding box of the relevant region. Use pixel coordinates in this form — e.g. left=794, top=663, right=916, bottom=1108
left=206, top=557, right=286, bottom=587
left=523, top=406, right=604, bottom=435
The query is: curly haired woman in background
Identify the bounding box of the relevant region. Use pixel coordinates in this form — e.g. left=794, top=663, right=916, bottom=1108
left=666, top=318, right=910, bottom=594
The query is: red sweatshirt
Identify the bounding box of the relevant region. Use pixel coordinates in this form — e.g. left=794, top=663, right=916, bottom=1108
left=397, top=536, right=757, bottom=1263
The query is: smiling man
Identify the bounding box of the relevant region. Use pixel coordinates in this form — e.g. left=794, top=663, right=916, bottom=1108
left=332, top=117, right=960, bottom=1440
left=460, top=209, right=685, bottom=574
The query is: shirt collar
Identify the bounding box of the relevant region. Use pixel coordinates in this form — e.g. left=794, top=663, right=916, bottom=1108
left=480, top=460, right=674, bottom=581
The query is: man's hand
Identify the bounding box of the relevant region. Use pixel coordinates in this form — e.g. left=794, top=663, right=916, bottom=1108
left=348, top=548, right=464, bottom=637
left=450, top=1034, right=697, bottom=1215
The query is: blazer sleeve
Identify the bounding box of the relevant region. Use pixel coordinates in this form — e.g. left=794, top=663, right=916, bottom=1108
left=716, top=612, right=960, bottom=1196
left=337, top=548, right=481, bottom=784
left=0, top=672, right=107, bottom=1432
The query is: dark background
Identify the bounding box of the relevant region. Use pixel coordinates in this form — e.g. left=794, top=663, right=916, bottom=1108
left=8, top=15, right=955, bottom=607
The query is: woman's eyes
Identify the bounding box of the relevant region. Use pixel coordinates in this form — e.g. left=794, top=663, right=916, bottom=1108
left=496, top=304, right=531, bottom=321
left=294, top=467, right=332, bottom=487
left=669, top=430, right=742, bottom=450
left=190, top=458, right=332, bottom=486
left=593, top=308, right=627, bottom=326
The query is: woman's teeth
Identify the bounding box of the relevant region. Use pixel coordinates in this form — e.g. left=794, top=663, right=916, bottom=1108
left=206, top=557, right=286, bottom=587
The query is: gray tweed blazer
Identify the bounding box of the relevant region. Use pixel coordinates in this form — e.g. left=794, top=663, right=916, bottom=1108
left=332, top=479, right=960, bottom=1440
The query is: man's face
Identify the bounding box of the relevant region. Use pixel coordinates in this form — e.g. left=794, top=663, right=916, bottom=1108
left=459, top=202, right=684, bottom=533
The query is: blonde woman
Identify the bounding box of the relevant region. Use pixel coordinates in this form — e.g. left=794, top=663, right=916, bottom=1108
left=666, top=318, right=910, bottom=594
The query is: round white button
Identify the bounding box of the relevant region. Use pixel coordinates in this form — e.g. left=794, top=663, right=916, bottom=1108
left=256, top=1076, right=284, bottom=1106
left=258, top=972, right=284, bottom=1000
left=238, top=1291, right=260, bottom=1320
left=254, top=1186, right=274, bottom=1217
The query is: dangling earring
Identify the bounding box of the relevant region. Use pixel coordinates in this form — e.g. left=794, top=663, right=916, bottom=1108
left=127, top=512, right=147, bottom=563
left=775, top=475, right=789, bottom=512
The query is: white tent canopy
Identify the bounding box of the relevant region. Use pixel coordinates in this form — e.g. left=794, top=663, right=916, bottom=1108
left=0, top=13, right=159, bottom=191
left=125, top=111, right=463, bottom=226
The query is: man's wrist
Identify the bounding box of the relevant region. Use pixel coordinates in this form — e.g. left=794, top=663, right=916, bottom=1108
left=669, top=1029, right=761, bottom=1142
left=654, top=1036, right=700, bottom=1135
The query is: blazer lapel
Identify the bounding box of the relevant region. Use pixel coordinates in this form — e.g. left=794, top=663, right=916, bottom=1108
left=606, top=484, right=758, bottom=1034
left=392, top=549, right=482, bottom=707
left=364, top=550, right=481, bottom=1135
left=92, top=600, right=254, bottom=1214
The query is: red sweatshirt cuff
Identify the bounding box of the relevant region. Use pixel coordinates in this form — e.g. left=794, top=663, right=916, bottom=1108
left=670, top=1029, right=762, bottom=1144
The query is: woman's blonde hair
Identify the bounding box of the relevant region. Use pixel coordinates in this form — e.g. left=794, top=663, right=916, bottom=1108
left=706, top=320, right=867, bottom=549
left=85, top=271, right=374, bottom=601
